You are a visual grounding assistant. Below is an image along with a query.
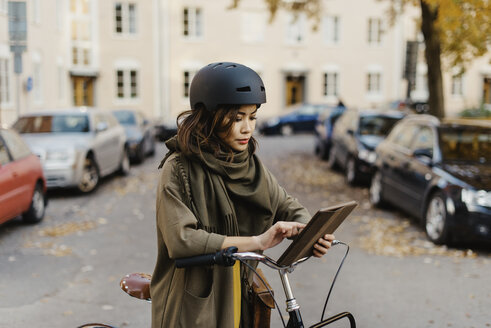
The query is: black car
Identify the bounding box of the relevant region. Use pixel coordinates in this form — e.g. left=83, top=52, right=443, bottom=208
left=154, top=119, right=177, bottom=142
left=259, top=103, right=333, bottom=136
left=113, top=109, right=156, bottom=163
left=314, top=106, right=346, bottom=159
left=370, top=115, right=491, bottom=244
left=327, top=108, right=405, bottom=185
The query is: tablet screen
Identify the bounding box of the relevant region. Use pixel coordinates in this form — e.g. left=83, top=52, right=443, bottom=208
left=276, top=200, right=358, bottom=266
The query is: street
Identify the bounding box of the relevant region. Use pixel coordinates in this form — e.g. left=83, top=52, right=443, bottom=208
left=0, top=134, right=490, bottom=328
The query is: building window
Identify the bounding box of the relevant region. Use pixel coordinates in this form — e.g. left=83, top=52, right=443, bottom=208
left=367, top=72, right=382, bottom=94
left=0, top=59, right=11, bottom=106
left=451, top=74, right=464, bottom=96
left=368, top=18, right=382, bottom=45
left=116, top=69, right=139, bottom=99
left=241, top=12, right=266, bottom=43
left=286, top=13, right=306, bottom=44
left=183, top=7, right=202, bottom=38
left=183, top=71, right=196, bottom=98
left=115, top=3, right=137, bottom=35
left=323, top=72, right=339, bottom=97
left=323, top=15, right=340, bottom=45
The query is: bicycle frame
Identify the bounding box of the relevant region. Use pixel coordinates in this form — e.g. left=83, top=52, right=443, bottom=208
left=232, top=252, right=356, bottom=328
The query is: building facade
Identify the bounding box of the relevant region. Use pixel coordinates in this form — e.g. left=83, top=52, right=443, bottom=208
left=1, top=0, right=490, bottom=127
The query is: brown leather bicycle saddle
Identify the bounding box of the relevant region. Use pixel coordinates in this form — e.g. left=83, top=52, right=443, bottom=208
left=120, top=273, right=152, bottom=301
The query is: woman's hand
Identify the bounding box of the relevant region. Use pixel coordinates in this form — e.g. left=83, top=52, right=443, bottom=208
left=312, top=234, right=335, bottom=258
left=256, top=221, right=306, bottom=251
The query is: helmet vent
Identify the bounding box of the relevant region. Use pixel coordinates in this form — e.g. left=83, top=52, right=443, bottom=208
left=260, top=86, right=265, bottom=91
left=226, top=64, right=237, bottom=69
left=212, top=63, right=223, bottom=69
left=236, top=86, right=251, bottom=92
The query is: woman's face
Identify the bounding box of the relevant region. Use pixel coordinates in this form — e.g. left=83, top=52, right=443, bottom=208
left=218, top=104, right=257, bottom=152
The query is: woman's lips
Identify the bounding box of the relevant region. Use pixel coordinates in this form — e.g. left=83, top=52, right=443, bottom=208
left=237, top=138, right=249, bottom=145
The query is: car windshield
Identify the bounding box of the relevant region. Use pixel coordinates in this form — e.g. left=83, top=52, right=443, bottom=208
left=359, top=116, right=400, bottom=136
left=113, top=111, right=136, bottom=125
left=439, top=126, right=491, bottom=163
left=14, top=115, right=90, bottom=133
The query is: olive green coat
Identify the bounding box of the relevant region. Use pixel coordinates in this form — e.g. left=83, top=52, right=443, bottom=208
left=151, top=153, right=310, bottom=328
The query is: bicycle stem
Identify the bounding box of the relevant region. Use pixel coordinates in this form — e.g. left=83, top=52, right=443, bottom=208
left=279, top=269, right=304, bottom=328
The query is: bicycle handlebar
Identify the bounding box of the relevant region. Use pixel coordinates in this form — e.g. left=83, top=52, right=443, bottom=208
left=175, top=247, right=310, bottom=271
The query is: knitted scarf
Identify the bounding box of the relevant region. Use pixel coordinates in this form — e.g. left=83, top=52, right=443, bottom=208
left=159, top=136, right=273, bottom=237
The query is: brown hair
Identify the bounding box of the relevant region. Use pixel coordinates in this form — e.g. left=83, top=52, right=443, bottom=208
left=176, top=105, right=257, bottom=160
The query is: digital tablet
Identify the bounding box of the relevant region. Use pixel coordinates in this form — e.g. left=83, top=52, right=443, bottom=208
left=276, top=200, right=358, bottom=266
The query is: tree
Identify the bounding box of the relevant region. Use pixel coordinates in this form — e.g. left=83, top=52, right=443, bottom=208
left=230, top=0, right=491, bottom=118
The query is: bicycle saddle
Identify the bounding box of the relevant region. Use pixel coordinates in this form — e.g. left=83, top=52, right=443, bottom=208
left=120, top=273, right=152, bottom=301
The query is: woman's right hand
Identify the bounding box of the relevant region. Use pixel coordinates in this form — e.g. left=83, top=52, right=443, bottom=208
left=255, top=221, right=306, bottom=251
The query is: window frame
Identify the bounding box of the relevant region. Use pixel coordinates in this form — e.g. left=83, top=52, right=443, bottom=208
left=114, top=2, right=138, bottom=37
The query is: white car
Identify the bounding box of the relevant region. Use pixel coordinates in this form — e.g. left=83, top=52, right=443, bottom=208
left=13, top=107, right=130, bottom=193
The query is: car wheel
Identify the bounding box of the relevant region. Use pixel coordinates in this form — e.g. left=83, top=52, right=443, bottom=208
left=327, top=146, right=338, bottom=170
left=425, top=191, right=450, bottom=244
left=78, top=156, right=100, bottom=193
left=369, top=170, right=385, bottom=207
left=23, top=183, right=46, bottom=224
left=280, top=124, right=294, bottom=136
left=134, top=142, right=145, bottom=164
left=345, top=157, right=359, bottom=185
left=118, top=147, right=131, bottom=176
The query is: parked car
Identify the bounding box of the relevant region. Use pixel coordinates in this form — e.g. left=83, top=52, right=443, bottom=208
left=12, top=107, right=130, bottom=193
left=154, top=119, right=177, bottom=142
left=112, top=109, right=156, bottom=163
left=314, top=105, right=347, bottom=159
left=327, top=108, right=406, bottom=185
left=370, top=115, right=491, bottom=244
left=259, top=103, right=333, bottom=136
left=0, top=127, right=47, bottom=225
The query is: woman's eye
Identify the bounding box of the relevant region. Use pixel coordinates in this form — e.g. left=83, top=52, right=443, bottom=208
left=250, top=116, right=257, bottom=121
left=235, top=117, right=243, bottom=122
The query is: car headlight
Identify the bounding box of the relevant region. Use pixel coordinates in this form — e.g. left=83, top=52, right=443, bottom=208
left=461, top=189, right=491, bottom=208
left=46, top=149, right=76, bottom=163
left=359, top=149, right=377, bottom=164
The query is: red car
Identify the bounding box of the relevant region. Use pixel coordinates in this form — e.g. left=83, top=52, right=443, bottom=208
left=0, top=127, right=47, bottom=225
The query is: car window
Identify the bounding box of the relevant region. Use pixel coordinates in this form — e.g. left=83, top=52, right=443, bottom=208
left=390, top=123, right=418, bottom=150
left=0, top=138, right=11, bottom=165
left=113, top=111, right=136, bottom=125
left=359, top=116, right=401, bottom=136
left=439, top=126, right=491, bottom=163
left=106, top=114, right=120, bottom=128
left=0, top=129, right=32, bottom=161
left=411, top=126, right=434, bottom=151
left=14, top=115, right=89, bottom=133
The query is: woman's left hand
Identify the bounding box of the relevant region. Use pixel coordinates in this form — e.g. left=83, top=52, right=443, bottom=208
left=313, top=234, right=335, bottom=258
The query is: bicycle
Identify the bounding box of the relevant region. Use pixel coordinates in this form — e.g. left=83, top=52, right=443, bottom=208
left=78, top=240, right=355, bottom=328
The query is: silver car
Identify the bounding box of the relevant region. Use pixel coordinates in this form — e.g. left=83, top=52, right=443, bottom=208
left=13, top=107, right=130, bottom=193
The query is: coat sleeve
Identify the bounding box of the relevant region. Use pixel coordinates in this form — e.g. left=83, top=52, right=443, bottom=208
left=262, top=161, right=311, bottom=225
left=156, top=156, right=226, bottom=259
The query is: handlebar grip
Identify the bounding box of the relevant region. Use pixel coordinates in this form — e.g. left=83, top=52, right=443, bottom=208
left=175, top=247, right=238, bottom=268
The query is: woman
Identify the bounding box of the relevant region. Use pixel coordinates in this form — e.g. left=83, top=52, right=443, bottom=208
left=151, top=62, right=335, bottom=328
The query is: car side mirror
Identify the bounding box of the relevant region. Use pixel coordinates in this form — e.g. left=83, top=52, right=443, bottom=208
left=96, top=122, right=108, bottom=132
left=413, top=148, right=433, bottom=165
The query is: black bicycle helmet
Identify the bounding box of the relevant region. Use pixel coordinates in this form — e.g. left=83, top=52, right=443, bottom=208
left=189, top=62, right=266, bottom=111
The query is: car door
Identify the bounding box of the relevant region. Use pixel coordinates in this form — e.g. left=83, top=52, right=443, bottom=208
left=105, top=113, right=125, bottom=171
left=92, top=113, right=114, bottom=175
left=401, top=125, right=436, bottom=216
left=379, top=123, right=419, bottom=210
left=338, top=111, right=358, bottom=168
left=0, top=130, right=33, bottom=222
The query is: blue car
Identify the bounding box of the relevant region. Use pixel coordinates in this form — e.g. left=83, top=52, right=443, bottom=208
left=314, top=106, right=347, bottom=159
left=259, top=103, right=333, bottom=136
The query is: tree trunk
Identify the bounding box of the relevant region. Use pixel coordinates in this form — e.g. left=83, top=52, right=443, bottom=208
left=420, top=0, right=445, bottom=118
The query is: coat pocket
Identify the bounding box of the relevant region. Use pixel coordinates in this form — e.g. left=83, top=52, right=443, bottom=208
left=179, top=266, right=216, bottom=327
